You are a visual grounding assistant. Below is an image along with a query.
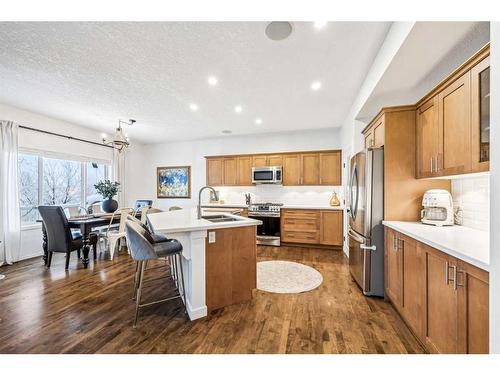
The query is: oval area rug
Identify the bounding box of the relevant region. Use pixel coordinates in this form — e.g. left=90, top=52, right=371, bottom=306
left=257, top=260, right=323, bottom=294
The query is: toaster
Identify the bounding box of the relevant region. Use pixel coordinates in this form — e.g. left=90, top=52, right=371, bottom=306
left=421, top=189, right=454, bottom=226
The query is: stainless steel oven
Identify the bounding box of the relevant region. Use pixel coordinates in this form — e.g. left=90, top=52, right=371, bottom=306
left=248, top=203, right=282, bottom=246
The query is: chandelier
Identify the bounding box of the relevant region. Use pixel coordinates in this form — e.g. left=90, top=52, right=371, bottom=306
left=103, top=119, right=135, bottom=152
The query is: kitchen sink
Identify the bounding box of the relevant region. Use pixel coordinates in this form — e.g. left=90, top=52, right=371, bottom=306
left=202, top=215, right=240, bottom=223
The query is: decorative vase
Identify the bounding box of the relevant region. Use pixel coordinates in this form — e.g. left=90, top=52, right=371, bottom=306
left=102, top=198, right=118, bottom=213
left=329, top=192, right=340, bottom=206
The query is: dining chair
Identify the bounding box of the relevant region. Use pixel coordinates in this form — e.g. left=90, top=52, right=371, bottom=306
left=169, top=206, right=182, bottom=211
left=38, top=206, right=96, bottom=270
left=138, top=205, right=151, bottom=224
left=104, top=207, right=134, bottom=260
left=125, top=220, right=186, bottom=327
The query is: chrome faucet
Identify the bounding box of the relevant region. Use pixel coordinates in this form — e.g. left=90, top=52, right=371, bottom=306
left=197, top=186, right=219, bottom=219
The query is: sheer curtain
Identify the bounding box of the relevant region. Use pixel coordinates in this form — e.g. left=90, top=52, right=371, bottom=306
left=0, top=120, right=21, bottom=267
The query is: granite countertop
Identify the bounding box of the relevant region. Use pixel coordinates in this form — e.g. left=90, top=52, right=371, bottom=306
left=383, top=221, right=489, bottom=271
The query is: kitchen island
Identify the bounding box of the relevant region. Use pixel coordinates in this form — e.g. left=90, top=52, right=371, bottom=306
left=147, top=208, right=261, bottom=320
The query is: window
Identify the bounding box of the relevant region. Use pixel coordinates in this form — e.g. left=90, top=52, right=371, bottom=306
left=18, top=154, right=40, bottom=225
left=17, top=152, right=111, bottom=226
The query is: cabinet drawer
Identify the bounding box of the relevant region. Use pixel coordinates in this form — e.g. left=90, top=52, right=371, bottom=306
left=281, top=230, right=319, bottom=244
left=281, top=209, right=320, bottom=220
left=282, top=217, right=319, bottom=231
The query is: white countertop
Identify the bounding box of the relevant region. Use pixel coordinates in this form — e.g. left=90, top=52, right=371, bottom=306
left=148, top=208, right=261, bottom=234
left=282, top=205, right=344, bottom=210
left=383, top=221, right=489, bottom=271
left=201, top=203, right=248, bottom=208
left=202, top=203, right=344, bottom=210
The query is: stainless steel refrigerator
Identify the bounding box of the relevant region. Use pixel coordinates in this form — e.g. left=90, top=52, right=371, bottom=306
left=347, top=148, right=384, bottom=297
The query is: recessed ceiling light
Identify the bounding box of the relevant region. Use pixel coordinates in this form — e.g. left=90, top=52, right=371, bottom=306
left=189, top=103, right=199, bottom=111
left=314, top=21, right=328, bottom=29
left=311, top=81, right=322, bottom=91
left=208, top=76, right=218, bottom=86
left=255, top=118, right=263, bottom=125
left=222, top=130, right=232, bottom=134
left=234, top=105, right=243, bottom=114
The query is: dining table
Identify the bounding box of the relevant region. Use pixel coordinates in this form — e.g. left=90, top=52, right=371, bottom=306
left=38, top=212, right=140, bottom=268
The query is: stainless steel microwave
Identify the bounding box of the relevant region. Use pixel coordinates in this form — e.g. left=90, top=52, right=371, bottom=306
left=252, top=166, right=282, bottom=184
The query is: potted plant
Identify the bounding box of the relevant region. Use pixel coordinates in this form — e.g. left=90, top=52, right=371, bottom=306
left=94, top=180, right=120, bottom=213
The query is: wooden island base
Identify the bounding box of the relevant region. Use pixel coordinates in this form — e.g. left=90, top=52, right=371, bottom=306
left=205, top=226, right=257, bottom=312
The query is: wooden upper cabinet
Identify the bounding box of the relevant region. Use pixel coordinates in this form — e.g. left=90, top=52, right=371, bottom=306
left=385, top=228, right=402, bottom=309
left=223, top=158, right=237, bottom=186
left=237, top=156, right=252, bottom=186
left=319, top=210, right=343, bottom=246
left=424, top=245, right=459, bottom=354
left=457, top=260, right=489, bottom=354
left=437, top=72, right=472, bottom=175
left=283, top=154, right=301, bottom=186
left=206, top=149, right=341, bottom=186
left=267, top=154, right=283, bottom=166
left=364, top=131, right=374, bottom=149
left=471, top=56, right=490, bottom=173
left=373, top=116, right=385, bottom=148
left=252, top=155, right=268, bottom=167
left=301, top=153, right=320, bottom=185
left=319, top=151, right=341, bottom=185
left=207, top=158, right=223, bottom=186
left=416, top=96, right=440, bottom=178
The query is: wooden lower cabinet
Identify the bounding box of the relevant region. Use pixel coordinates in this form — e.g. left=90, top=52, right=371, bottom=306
left=385, top=227, right=489, bottom=353
left=457, top=259, right=489, bottom=354
left=205, top=226, right=256, bottom=312
left=281, top=209, right=343, bottom=247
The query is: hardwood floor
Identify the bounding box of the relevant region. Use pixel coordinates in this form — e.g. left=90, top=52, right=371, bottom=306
left=0, top=245, right=425, bottom=354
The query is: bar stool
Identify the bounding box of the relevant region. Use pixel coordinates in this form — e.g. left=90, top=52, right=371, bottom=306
left=124, top=220, right=187, bottom=327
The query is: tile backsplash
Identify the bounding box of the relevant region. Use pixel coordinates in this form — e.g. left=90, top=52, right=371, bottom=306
left=451, top=175, right=489, bottom=231
left=211, top=185, right=344, bottom=207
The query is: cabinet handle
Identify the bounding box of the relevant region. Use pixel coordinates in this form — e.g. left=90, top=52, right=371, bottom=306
left=455, top=268, right=466, bottom=289
left=397, top=238, right=404, bottom=251
left=393, top=236, right=397, bottom=251
left=452, top=265, right=458, bottom=290
left=430, top=158, right=433, bottom=173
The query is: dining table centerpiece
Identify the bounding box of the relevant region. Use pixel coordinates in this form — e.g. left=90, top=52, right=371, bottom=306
left=94, top=180, right=120, bottom=213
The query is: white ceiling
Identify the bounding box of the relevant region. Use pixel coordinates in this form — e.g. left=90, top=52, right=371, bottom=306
left=0, top=22, right=391, bottom=144
left=357, top=22, right=489, bottom=122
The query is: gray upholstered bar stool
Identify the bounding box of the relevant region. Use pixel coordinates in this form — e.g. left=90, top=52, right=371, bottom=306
left=124, top=220, right=187, bottom=327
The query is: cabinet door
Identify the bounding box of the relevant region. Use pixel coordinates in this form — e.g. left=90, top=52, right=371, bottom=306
left=207, top=158, right=223, bottom=186
left=457, top=260, right=489, bottom=354
left=385, top=228, right=402, bottom=309
left=267, top=154, right=283, bottom=166
left=301, top=153, right=320, bottom=185
left=416, top=97, right=439, bottom=178
left=252, top=155, right=268, bottom=167
left=400, top=235, right=425, bottom=340
left=437, top=72, right=472, bottom=175
left=237, top=156, right=252, bottom=186
left=223, top=158, right=238, bottom=185
left=424, top=245, right=459, bottom=353
left=319, top=152, right=341, bottom=185
left=373, top=117, right=385, bottom=147
left=471, top=56, right=490, bottom=173
left=283, top=154, right=301, bottom=186
left=320, top=210, right=343, bottom=246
